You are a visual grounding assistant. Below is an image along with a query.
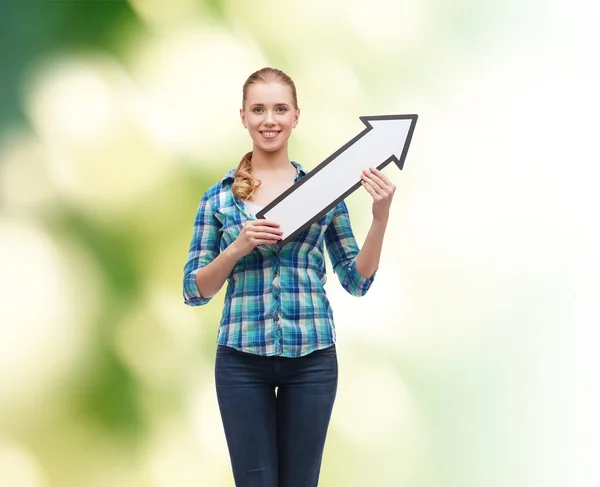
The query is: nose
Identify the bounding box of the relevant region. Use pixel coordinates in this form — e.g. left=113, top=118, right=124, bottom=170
left=263, top=110, right=275, bottom=125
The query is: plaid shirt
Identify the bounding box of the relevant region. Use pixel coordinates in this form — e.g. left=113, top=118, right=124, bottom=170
left=183, top=161, right=375, bottom=357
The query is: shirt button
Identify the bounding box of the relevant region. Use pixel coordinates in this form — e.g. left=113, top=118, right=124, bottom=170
left=274, top=295, right=279, bottom=300
left=275, top=315, right=280, bottom=322
left=274, top=271, right=278, bottom=277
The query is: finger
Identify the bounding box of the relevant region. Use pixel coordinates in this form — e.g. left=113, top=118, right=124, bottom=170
left=361, top=172, right=385, bottom=196
left=362, top=168, right=387, bottom=191
left=250, top=231, right=283, bottom=240
left=252, top=219, right=281, bottom=228
left=369, top=167, right=394, bottom=187
left=363, top=168, right=395, bottom=195
left=361, top=179, right=379, bottom=198
left=250, top=226, right=284, bottom=236
left=246, top=221, right=283, bottom=231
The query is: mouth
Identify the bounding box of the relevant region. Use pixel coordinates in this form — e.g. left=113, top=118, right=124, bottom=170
left=260, top=130, right=280, bottom=139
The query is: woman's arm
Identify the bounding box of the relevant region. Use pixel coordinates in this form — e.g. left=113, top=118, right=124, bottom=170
left=184, top=187, right=283, bottom=305
left=355, top=167, right=396, bottom=279
left=324, top=201, right=375, bottom=297
left=195, top=219, right=284, bottom=299
left=194, top=245, right=241, bottom=299
left=196, top=220, right=283, bottom=299
left=355, top=218, right=388, bottom=279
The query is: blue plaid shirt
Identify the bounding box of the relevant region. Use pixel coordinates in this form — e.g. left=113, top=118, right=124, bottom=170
left=183, top=161, right=375, bottom=357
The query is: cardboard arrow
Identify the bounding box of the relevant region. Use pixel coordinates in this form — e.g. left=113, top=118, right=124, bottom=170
left=256, top=114, right=418, bottom=246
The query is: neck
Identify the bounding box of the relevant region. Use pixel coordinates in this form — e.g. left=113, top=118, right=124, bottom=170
left=250, top=146, right=291, bottom=173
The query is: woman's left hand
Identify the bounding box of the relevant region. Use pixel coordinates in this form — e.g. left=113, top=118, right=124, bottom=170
left=360, top=167, right=396, bottom=222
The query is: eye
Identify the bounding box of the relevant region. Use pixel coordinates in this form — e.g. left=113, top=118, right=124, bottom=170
left=252, top=107, right=264, bottom=113
left=276, top=106, right=288, bottom=113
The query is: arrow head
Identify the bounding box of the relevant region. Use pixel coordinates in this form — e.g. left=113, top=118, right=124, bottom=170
left=360, top=115, right=418, bottom=166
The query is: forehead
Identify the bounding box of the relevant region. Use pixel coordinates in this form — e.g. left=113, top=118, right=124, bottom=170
left=245, top=81, right=294, bottom=106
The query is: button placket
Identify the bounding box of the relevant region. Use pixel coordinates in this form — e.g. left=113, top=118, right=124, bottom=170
left=272, top=252, right=282, bottom=355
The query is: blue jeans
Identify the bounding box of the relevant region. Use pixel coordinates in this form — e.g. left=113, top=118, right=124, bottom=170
left=215, top=344, right=338, bottom=487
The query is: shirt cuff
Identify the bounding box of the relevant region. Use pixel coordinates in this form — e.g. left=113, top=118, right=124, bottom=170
left=346, top=259, right=376, bottom=296
left=183, top=269, right=211, bottom=306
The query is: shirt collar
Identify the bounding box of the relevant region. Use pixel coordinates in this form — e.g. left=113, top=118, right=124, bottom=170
left=221, top=160, right=307, bottom=184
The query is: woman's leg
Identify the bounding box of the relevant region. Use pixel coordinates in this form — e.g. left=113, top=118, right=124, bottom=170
left=215, top=345, right=279, bottom=487
left=276, top=345, right=338, bottom=487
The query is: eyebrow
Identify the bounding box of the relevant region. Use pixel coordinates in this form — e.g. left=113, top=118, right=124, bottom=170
left=249, top=103, right=291, bottom=108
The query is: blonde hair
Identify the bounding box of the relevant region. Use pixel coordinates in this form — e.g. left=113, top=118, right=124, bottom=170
left=232, top=67, right=298, bottom=200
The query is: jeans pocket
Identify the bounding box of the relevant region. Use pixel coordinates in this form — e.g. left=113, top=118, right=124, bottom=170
left=314, top=345, right=336, bottom=356
left=216, top=345, right=237, bottom=357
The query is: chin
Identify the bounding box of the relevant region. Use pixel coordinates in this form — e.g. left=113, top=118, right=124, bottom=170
left=253, top=140, right=289, bottom=154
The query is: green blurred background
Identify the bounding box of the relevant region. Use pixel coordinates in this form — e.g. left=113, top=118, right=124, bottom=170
left=0, top=1, right=591, bottom=486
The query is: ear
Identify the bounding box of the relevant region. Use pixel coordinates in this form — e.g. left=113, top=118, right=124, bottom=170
left=293, top=107, right=300, bottom=128
left=240, top=108, right=247, bottom=128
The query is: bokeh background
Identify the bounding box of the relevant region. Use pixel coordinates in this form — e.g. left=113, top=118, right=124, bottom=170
left=1, top=1, right=594, bottom=486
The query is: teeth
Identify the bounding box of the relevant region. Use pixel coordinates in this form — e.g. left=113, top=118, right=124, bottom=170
left=262, top=131, right=278, bottom=137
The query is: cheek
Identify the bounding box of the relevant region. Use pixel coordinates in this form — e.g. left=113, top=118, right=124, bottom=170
left=245, top=114, right=260, bottom=126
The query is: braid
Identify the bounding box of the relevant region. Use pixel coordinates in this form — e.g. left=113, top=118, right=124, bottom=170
left=232, top=151, right=261, bottom=200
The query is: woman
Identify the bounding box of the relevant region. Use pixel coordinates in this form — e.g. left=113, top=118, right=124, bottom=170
left=183, top=67, right=395, bottom=487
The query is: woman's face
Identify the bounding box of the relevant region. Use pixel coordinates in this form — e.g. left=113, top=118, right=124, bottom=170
left=240, top=81, right=299, bottom=155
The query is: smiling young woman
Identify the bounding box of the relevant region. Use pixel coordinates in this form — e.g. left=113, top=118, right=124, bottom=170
left=234, top=69, right=300, bottom=207
left=183, top=67, right=396, bottom=487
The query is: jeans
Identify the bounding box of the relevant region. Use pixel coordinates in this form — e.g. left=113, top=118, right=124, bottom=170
left=215, top=344, right=338, bottom=487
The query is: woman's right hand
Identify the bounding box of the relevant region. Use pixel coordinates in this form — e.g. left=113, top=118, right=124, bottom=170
left=229, top=220, right=283, bottom=258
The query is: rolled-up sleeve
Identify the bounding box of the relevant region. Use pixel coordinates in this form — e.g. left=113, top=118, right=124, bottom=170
left=183, top=192, right=221, bottom=306
left=324, top=201, right=375, bottom=297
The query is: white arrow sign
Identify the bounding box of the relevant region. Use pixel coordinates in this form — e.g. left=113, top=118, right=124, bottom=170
left=256, top=114, right=417, bottom=246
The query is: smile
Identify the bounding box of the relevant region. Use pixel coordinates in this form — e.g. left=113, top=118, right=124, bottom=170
left=260, top=131, right=280, bottom=138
